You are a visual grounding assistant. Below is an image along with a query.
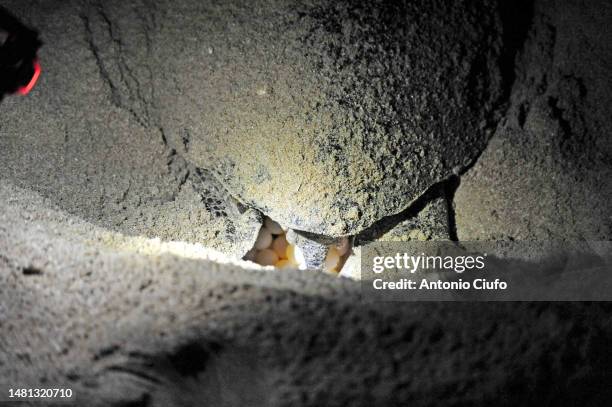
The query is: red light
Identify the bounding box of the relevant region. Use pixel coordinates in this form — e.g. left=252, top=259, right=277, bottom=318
left=17, top=59, right=41, bottom=95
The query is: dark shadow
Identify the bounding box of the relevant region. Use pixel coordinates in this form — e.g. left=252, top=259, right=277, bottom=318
left=0, top=5, right=41, bottom=101
left=444, top=175, right=460, bottom=241
left=354, top=176, right=459, bottom=246
left=497, top=0, right=535, bottom=100
left=99, top=342, right=271, bottom=406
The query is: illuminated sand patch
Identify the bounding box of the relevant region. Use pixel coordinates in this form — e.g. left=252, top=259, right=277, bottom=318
left=78, top=229, right=264, bottom=270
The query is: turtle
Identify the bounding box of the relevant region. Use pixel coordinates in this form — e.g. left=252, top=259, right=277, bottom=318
left=152, top=0, right=505, bottom=266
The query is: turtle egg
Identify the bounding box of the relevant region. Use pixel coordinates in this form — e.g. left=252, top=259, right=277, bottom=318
left=335, top=237, right=350, bottom=256
left=324, top=246, right=340, bottom=273
left=255, top=249, right=279, bottom=266
left=254, top=227, right=273, bottom=250
left=264, top=217, right=284, bottom=235
left=271, top=235, right=289, bottom=258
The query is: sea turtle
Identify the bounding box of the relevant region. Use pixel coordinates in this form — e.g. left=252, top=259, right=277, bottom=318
left=155, top=0, right=502, bottom=241
left=97, top=0, right=505, bottom=267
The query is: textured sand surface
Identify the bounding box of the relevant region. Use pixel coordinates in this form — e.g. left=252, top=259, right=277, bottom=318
left=455, top=0, right=612, bottom=241
left=0, top=0, right=262, bottom=258
left=2, top=180, right=612, bottom=406
left=1, top=0, right=611, bottom=405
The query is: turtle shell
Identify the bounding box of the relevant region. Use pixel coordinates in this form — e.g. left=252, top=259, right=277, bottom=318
left=154, top=0, right=503, bottom=237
